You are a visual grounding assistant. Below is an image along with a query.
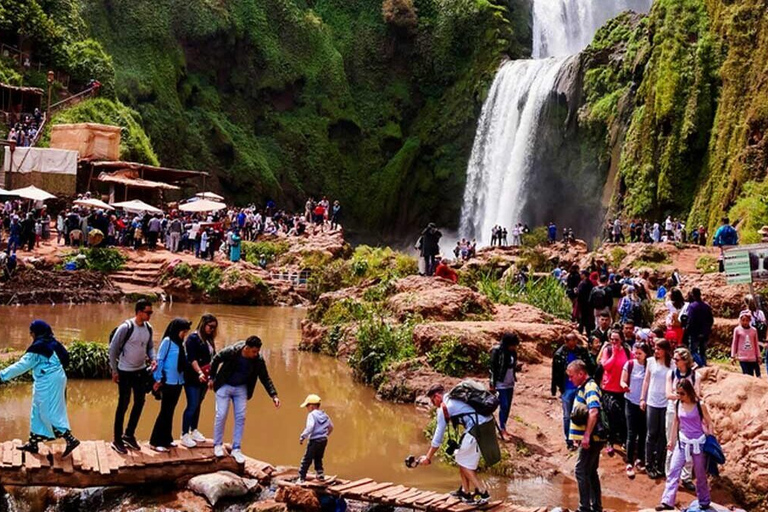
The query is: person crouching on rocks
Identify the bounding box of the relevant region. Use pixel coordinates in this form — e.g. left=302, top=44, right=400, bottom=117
left=419, top=384, right=492, bottom=505
left=0, top=320, right=80, bottom=458
left=297, top=394, right=334, bottom=483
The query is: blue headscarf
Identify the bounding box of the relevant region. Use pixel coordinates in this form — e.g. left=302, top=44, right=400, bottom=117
left=27, top=320, right=69, bottom=367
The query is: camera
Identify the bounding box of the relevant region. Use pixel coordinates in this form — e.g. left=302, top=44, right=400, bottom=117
left=445, top=439, right=459, bottom=456
left=404, top=455, right=419, bottom=469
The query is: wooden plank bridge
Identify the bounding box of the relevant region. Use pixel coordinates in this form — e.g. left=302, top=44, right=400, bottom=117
left=0, top=438, right=241, bottom=487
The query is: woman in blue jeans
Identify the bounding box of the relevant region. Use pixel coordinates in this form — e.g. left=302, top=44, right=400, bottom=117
left=489, top=332, right=520, bottom=441
left=181, top=314, right=218, bottom=448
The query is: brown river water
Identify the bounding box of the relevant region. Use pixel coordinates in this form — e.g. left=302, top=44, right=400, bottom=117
left=0, top=304, right=635, bottom=509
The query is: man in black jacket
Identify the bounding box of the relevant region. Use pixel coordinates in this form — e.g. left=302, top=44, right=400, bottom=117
left=489, top=332, right=520, bottom=440
left=421, top=223, right=442, bottom=276
left=551, top=333, right=595, bottom=450
left=208, top=336, right=280, bottom=463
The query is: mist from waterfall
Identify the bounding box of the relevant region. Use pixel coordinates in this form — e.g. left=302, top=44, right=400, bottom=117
left=460, top=0, right=653, bottom=246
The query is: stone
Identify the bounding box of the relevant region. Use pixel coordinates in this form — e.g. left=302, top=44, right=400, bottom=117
left=385, top=275, right=493, bottom=321
left=187, top=471, right=254, bottom=506
left=242, top=457, right=276, bottom=484
left=247, top=499, right=289, bottom=512
left=275, top=484, right=321, bottom=512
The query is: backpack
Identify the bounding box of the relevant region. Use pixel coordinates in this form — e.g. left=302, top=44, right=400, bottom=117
left=109, top=320, right=153, bottom=357
left=447, top=379, right=499, bottom=416
left=720, top=225, right=738, bottom=246
left=589, top=286, right=608, bottom=310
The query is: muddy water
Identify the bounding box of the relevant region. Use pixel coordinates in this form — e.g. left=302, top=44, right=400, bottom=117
left=0, top=304, right=634, bottom=509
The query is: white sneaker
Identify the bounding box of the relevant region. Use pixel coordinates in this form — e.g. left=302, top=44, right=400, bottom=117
left=191, top=430, right=206, bottom=443
left=181, top=434, right=197, bottom=448
left=151, top=445, right=168, bottom=453
left=214, top=445, right=225, bottom=458
left=231, top=449, right=246, bottom=464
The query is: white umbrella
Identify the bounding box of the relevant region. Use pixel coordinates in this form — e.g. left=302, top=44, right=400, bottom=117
left=179, top=199, right=227, bottom=213
left=7, top=185, right=56, bottom=201
left=74, top=198, right=115, bottom=211
left=112, top=199, right=163, bottom=215
left=195, top=191, right=224, bottom=201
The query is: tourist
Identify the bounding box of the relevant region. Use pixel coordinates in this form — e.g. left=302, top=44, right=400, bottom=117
left=434, top=256, right=458, bottom=283
left=589, top=275, right=611, bottom=323
left=655, top=379, right=713, bottom=511
left=599, top=329, right=631, bottom=457
left=147, top=214, right=162, bottom=250
left=665, top=347, right=698, bottom=489
left=490, top=332, right=520, bottom=441
left=419, top=384, right=492, bottom=505
left=182, top=314, right=218, bottom=447
left=0, top=320, right=80, bottom=458
left=621, top=342, right=651, bottom=478
left=330, top=200, right=341, bottom=231
left=297, top=394, right=334, bottom=483
left=567, top=360, right=605, bottom=512
left=200, top=228, right=210, bottom=259
left=713, top=216, right=738, bottom=247
left=641, top=339, right=671, bottom=479
left=109, top=299, right=156, bottom=454
left=742, top=294, right=766, bottom=342
left=420, top=223, right=442, bottom=276
left=665, top=289, right=686, bottom=349
left=577, top=270, right=594, bottom=334
left=548, top=222, right=557, bottom=244
left=551, top=333, right=595, bottom=451
left=168, top=216, right=182, bottom=253
left=6, top=215, right=20, bottom=254
left=590, top=312, right=611, bottom=352
left=686, top=288, right=713, bottom=366
left=209, top=335, right=280, bottom=464
left=566, top=265, right=581, bottom=321
left=230, top=229, right=242, bottom=262
left=731, top=310, right=761, bottom=377
left=149, top=318, right=192, bottom=452
left=510, top=224, right=519, bottom=246
left=21, top=212, right=35, bottom=251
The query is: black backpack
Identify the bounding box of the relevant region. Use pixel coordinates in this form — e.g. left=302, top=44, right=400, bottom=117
left=590, top=286, right=608, bottom=310
left=447, top=380, right=499, bottom=416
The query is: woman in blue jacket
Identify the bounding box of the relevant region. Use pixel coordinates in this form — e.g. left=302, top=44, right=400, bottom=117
left=149, top=318, right=192, bottom=451
left=0, top=320, right=80, bottom=458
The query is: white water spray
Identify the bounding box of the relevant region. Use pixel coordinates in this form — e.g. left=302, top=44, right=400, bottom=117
left=460, top=0, right=652, bottom=245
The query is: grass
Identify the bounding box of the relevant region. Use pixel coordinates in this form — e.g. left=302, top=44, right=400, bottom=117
left=66, top=247, right=127, bottom=272
left=427, top=336, right=490, bottom=377
left=241, top=240, right=290, bottom=264
left=347, top=312, right=419, bottom=386
left=476, top=273, right=571, bottom=320
left=695, top=255, right=719, bottom=274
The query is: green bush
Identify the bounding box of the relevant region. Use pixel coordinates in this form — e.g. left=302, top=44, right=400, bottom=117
left=69, top=247, right=127, bottom=271
left=66, top=38, right=116, bottom=97
left=610, top=246, right=628, bottom=269
left=172, top=262, right=193, bottom=279
left=242, top=240, right=290, bottom=264
left=66, top=341, right=111, bottom=379
left=427, top=336, right=488, bottom=377
left=190, top=264, right=223, bottom=296
left=348, top=313, right=418, bottom=385
left=695, top=255, right=718, bottom=274
left=521, top=226, right=549, bottom=248
left=477, top=275, right=571, bottom=320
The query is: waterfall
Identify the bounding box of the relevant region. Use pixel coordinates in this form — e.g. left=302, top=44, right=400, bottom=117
left=460, top=0, right=652, bottom=245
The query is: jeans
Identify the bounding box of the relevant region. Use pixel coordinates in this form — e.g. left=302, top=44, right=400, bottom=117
left=602, top=391, right=626, bottom=446
left=739, top=361, right=762, bottom=377
left=299, top=438, right=328, bottom=479
left=6, top=235, right=19, bottom=254
left=194, top=239, right=200, bottom=258
left=182, top=383, right=208, bottom=435
left=497, top=387, right=514, bottom=431
left=575, top=441, right=603, bottom=512
left=645, top=405, right=666, bottom=474
left=114, top=369, right=147, bottom=441
left=424, top=254, right=437, bottom=276
left=624, top=401, right=646, bottom=464
left=214, top=384, right=248, bottom=450
left=690, top=334, right=708, bottom=367
left=561, top=388, right=578, bottom=443
left=149, top=384, right=182, bottom=448
left=661, top=443, right=710, bottom=507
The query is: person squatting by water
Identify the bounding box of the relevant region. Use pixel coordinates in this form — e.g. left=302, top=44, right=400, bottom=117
left=208, top=335, right=280, bottom=464
left=0, top=320, right=80, bottom=458
left=297, top=393, right=334, bottom=483
left=420, top=384, right=493, bottom=505
left=489, top=332, right=520, bottom=441
left=181, top=314, right=219, bottom=448
left=149, top=318, right=193, bottom=452
left=109, top=299, right=156, bottom=455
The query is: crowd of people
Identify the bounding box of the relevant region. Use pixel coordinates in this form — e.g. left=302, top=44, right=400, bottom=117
left=6, top=108, right=43, bottom=147
left=0, top=300, right=334, bottom=484
left=604, top=216, right=741, bottom=248
left=0, top=193, right=343, bottom=265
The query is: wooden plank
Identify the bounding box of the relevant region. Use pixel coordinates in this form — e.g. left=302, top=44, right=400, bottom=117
left=52, top=444, right=65, bottom=471
left=401, top=491, right=434, bottom=506
left=37, top=444, right=51, bottom=468
left=82, top=441, right=98, bottom=472
left=71, top=442, right=84, bottom=469
left=345, top=481, right=393, bottom=498
left=391, top=488, right=423, bottom=504
left=106, top=443, right=124, bottom=471
left=0, top=442, right=4, bottom=466
left=369, top=484, right=408, bottom=499
left=329, top=478, right=374, bottom=493
left=95, top=440, right=111, bottom=475
left=1, top=441, right=13, bottom=466
left=435, top=497, right=462, bottom=511
left=11, top=439, right=23, bottom=468
left=140, top=445, right=170, bottom=465
left=447, top=503, right=478, bottom=512
left=61, top=451, right=74, bottom=474
left=418, top=492, right=449, bottom=506
left=480, top=501, right=503, bottom=510
left=174, top=445, right=196, bottom=462
left=24, top=448, right=41, bottom=470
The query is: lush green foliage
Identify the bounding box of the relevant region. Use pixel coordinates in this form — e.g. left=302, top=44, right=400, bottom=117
left=427, top=336, right=489, bottom=377
left=695, top=255, right=719, bottom=275
left=728, top=180, right=768, bottom=244
left=172, top=262, right=193, bottom=279
left=66, top=341, right=111, bottom=378
left=67, top=247, right=127, bottom=271
left=189, top=264, right=224, bottom=296
left=477, top=275, right=571, bottom=320
left=348, top=313, right=418, bottom=385
left=241, top=240, right=289, bottom=264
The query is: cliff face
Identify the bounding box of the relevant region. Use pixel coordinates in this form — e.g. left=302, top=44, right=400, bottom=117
left=74, top=0, right=531, bottom=233
left=581, top=0, right=768, bottom=240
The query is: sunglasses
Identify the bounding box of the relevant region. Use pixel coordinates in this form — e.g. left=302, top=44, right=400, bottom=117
left=143, top=310, right=154, bottom=316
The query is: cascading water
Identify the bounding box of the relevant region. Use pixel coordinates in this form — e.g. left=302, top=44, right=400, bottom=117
left=460, top=0, right=652, bottom=245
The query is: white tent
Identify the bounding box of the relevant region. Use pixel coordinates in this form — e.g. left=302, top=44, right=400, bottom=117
left=195, top=191, right=224, bottom=201
left=112, top=199, right=163, bottom=215
left=7, top=185, right=56, bottom=201
left=74, top=198, right=115, bottom=211
left=179, top=199, right=227, bottom=213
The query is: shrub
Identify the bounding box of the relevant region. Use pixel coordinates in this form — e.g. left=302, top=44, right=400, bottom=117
left=74, top=248, right=127, bottom=272
left=66, top=341, right=111, bottom=379
left=172, top=263, right=193, bottom=279
left=695, top=255, right=719, bottom=274
left=477, top=275, right=571, bottom=320
left=427, top=336, right=488, bottom=377
left=190, top=265, right=223, bottom=296
left=348, top=313, right=419, bottom=385
left=610, top=246, right=628, bottom=268
left=518, top=247, right=551, bottom=271
left=638, top=246, right=671, bottom=264
left=242, top=240, right=290, bottom=264
left=521, top=226, right=549, bottom=248
left=66, top=39, right=116, bottom=98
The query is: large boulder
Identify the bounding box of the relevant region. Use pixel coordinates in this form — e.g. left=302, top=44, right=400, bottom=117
left=699, top=367, right=768, bottom=508
left=275, top=484, right=321, bottom=512
left=376, top=358, right=460, bottom=403
left=385, top=276, right=493, bottom=321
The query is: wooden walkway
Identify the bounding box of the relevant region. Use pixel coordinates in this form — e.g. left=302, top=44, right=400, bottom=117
left=0, top=439, right=241, bottom=487
left=277, top=477, right=506, bottom=512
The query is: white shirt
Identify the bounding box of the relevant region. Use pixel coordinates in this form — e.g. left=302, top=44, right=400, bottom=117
left=646, top=358, right=669, bottom=409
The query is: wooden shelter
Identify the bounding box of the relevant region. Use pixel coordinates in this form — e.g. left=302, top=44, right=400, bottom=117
left=88, top=160, right=208, bottom=203
left=0, top=83, right=43, bottom=126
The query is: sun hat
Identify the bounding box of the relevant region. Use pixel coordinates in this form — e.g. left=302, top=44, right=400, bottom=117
left=300, top=394, right=322, bottom=407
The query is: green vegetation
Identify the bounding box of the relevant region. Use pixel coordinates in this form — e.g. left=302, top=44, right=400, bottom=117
left=477, top=274, right=571, bottom=320
left=65, top=341, right=111, bottom=378
left=427, top=336, right=489, bottom=377
left=66, top=247, right=127, bottom=272
left=242, top=240, right=290, bottom=264
left=609, top=246, right=628, bottom=269
left=348, top=313, right=419, bottom=386
left=520, top=226, right=549, bottom=248
left=189, top=264, right=223, bottom=297
left=695, top=255, right=719, bottom=275
left=172, top=263, right=193, bottom=279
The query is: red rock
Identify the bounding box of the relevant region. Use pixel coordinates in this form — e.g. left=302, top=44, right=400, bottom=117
left=385, top=275, right=493, bottom=321
left=275, top=485, right=321, bottom=512
left=246, top=500, right=288, bottom=512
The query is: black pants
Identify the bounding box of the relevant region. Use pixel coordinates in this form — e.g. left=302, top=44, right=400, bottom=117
left=602, top=391, right=626, bottom=446
left=424, top=254, right=437, bottom=276
left=645, top=405, right=666, bottom=473
left=575, top=441, right=603, bottom=512
left=150, top=384, right=183, bottom=448
left=114, top=369, right=147, bottom=441
left=148, top=231, right=159, bottom=249
left=624, top=400, right=646, bottom=464
left=299, top=438, right=328, bottom=479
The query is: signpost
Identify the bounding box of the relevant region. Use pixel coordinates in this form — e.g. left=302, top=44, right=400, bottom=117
left=723, top=249, right=753, bottom=285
